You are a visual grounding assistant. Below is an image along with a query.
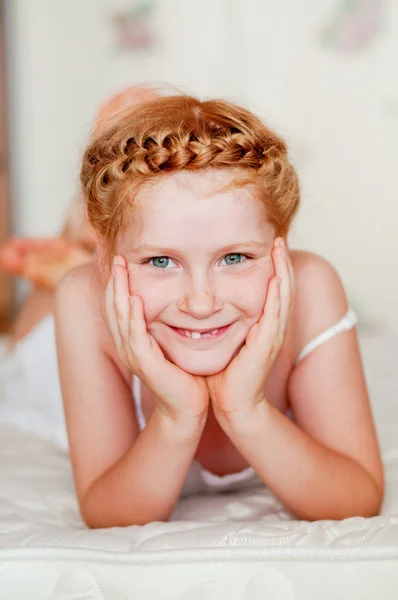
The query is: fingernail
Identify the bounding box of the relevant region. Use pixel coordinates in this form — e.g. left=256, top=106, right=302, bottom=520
left=279, top=238, right=285, bottom=247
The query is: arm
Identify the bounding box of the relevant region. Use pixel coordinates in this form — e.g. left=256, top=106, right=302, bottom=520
left=83, top=406, right=205, bottom=528
left=55, top=265, right=205, bottom=527
left=219, top=396, right=382, bottom=521
left=216, top=252, right=384, bottom=521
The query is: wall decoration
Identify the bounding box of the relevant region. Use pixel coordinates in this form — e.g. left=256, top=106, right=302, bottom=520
left=320, top=0, right=385, bottom=52
left=112, top=0, right=158, bottom=52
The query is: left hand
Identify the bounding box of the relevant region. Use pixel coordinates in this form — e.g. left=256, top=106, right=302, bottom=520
left=206, top=237, right=295, bottom=425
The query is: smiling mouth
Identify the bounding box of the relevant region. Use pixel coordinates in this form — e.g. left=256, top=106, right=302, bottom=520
left=168, top=324, right=232, bottom=340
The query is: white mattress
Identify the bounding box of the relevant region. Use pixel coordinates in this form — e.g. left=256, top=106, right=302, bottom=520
left=1, top=330, right=398, bottom=599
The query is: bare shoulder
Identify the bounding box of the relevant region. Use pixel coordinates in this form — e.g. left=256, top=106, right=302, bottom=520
left=54, top=261, right=130, bottom=383
left=55, top=261, right=102, bottom=308
left=288, top=249, right=351, bottom=362
left=55, top=261, right=104, bottom=342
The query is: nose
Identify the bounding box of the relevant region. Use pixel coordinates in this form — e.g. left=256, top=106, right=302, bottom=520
left=178, top=289, right=222, bottom=319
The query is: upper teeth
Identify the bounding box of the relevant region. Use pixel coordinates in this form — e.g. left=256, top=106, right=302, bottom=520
left=184, top=329, right=219, bottom=339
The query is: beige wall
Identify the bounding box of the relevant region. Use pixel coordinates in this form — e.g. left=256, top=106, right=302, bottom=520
left=5, top=0, right=398, bottom=330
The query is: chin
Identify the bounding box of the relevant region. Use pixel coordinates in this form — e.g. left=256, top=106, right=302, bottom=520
left=180, top=361, right=226, bottom=377
left=163, top=344, right=242, bottom=376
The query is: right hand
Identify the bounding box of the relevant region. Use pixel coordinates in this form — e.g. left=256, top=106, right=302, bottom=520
left=102, top=255, right=210, bottom=425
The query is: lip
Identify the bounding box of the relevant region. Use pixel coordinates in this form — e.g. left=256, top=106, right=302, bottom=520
left=167, top=323, right=232, bottom=341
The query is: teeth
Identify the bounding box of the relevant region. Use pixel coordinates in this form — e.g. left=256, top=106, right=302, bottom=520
left=180, top=328, right=222, bottom=338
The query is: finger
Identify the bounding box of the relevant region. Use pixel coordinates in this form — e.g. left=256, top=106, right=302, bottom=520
left=255, top=276, right=282, bottom=368
left=261, top=275, right=282, bottom=341
left=246, top=275, right=281, bottom=349
left=272, top=239, right=291, bottom=339
left=103, top=263, right=123, bottom=350
left=277, top=244, right=295, bottom=348
left=128, top=294, right=153, bottom=351
left=112, top=256, right=131, bottom=348
left=285, top=246, right=296, bottom=305
left=233, top=276, right=281, bottom=375
left=128, top=295, right=154, bottom=371
left=113, top=257, right=155, bottom=371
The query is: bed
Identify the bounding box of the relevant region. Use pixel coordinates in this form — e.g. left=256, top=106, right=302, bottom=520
left=0, top=329, right=398, bottom=600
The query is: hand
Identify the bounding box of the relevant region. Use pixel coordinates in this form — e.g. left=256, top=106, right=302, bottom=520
left=206, top=237, right=295, bottom=425
left=103, top=256, right=210, bottom=425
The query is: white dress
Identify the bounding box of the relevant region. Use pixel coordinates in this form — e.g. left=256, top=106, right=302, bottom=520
left=0, top=308, right=357, bottom=497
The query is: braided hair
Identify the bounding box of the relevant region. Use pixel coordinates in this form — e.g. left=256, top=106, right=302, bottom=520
left=81, top=95, right=299, bottom=266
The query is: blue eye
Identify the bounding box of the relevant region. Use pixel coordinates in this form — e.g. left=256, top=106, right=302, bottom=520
left=150, top=256, right=174, bottom=269
left=222, top=253, right=246, bottom=266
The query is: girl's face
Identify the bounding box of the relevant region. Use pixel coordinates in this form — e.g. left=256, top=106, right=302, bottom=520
left=117, top=170, right=276, bottom=376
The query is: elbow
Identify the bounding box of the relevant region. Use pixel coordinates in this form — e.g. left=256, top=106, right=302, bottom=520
left=335, top=487, right=384, bottom=521
left=79, top=495, right=109, bottom=529
left=80, top=502, right=157, bottom=529
left=291, top=478, right=384, bottom=522
left=80, top=504, right=154, bottom=529
left=360, top=478, right=384, bottom=519
left=81, top=513, right=103, bottom=530
left=79, top=485, right=109, bottom=528
left=80, top=503, right=110, bottom=529
left=292, top=501, right=381, bottom=522
left=352, top=469, right=385, bottom=519
left=79, top=493, right=172, bottom=528
left=79, top=492, right=123, bottom=529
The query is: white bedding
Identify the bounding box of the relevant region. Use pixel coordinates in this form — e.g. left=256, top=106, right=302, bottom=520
left=1, top=330, right=398, bottom=599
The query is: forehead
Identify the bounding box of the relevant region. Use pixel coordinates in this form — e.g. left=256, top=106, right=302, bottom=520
left=130, top=170, right=272, bottom=243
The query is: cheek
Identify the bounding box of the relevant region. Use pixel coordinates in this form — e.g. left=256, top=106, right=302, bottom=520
left=127, top=267, right=172, bottom=321
left=238, top=285, right=268, bottom=316
left=224, top=268, right=272, bottom=317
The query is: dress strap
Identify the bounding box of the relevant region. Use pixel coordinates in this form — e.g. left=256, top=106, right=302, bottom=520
left=132, top=375, right=146, bottom=431
left=295, top=307, right=358, bottom=366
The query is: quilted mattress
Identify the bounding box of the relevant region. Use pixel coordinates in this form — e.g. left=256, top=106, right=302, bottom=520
left=0, top=330, right=398, bottom=599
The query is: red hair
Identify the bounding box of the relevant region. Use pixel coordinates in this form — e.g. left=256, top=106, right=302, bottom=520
left=81, top=94, right=300, bottom=265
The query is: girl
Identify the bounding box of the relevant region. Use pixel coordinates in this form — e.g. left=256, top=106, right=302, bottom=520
left=54, top=91, right=384, bottom=527
left=5, top=91, right=385, bottom=528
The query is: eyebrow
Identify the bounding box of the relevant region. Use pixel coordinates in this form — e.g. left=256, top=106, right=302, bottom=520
left=130, top=241, right=270, bottom=255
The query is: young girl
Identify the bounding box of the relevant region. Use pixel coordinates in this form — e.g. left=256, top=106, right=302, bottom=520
left=3, top=91, right=384, bottom=528
left=51, top=91, right=385, bottom=527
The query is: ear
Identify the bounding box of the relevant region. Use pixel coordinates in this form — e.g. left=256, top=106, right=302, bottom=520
left=95, top=239, right=111, bottom=286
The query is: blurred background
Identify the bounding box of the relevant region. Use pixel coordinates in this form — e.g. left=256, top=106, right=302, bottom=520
left=0, top=0, right=396, bottom=333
